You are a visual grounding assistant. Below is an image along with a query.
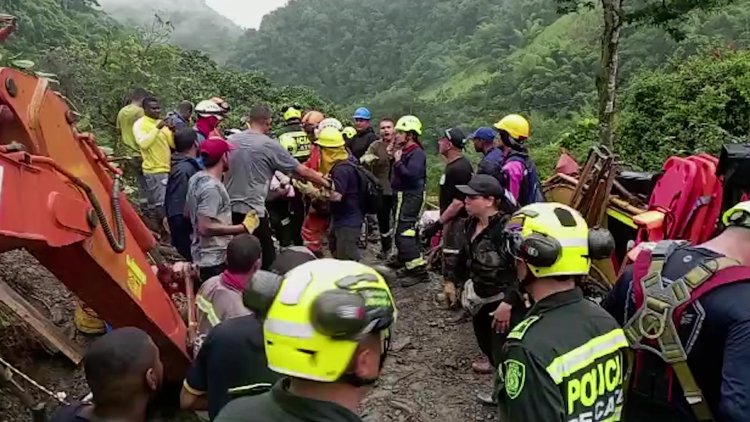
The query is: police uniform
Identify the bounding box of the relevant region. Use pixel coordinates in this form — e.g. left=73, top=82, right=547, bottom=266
left=274, top=121, right=311, bottom=245
left=278, top=122, right=312, bottom=164
left=503, top=288, right=629, bottom=422
left=501, top=202, right=626, bottom=422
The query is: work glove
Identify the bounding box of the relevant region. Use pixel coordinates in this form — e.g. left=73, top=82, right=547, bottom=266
left=422, top=220, right=442, bottom=244
left=443, top=280, right=458, bottom=308
left=360, top=152, right=378, bottom=165
left=242, top=211, right=260, bottom=233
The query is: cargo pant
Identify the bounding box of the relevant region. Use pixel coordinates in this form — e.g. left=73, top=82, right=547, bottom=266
left=301, top=207, right=329, bottom=255
left=395, top=191, right=426, bottom=270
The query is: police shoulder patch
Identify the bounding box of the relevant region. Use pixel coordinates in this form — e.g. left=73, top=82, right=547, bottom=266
left=505, top=359, right=526, bottom=400
left=508, top=315, right=540, bottom=340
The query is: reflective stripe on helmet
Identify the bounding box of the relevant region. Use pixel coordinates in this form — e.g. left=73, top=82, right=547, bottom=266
left=265, top=318, right=316, bottom=339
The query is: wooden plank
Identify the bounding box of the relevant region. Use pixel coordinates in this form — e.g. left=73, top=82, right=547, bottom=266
left=0, top=281, right=82, bottom=365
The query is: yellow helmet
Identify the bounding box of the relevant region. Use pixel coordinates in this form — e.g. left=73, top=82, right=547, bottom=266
left=283, top=105, right=303, bottom=121
left=509, top=203, right=591, bottom=278
left=302, top=110, right=325, bottom=126
left=262, top=259, right=396, bottom=382
left=316, top=127, right=345, bottom=148
left=722, top=201, right=750, bottom=228
left=395, top=115, right=423, bottom=136
left=343, top=126, right=357, bottom=140
left=494, top=114, right=530, bottom=140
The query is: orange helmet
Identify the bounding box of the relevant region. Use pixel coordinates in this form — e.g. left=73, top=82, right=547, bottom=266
left=302, top=110, right=325, bottom=126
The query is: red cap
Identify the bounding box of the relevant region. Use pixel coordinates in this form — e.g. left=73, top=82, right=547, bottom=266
left=200, top=137, right=235, bottom=162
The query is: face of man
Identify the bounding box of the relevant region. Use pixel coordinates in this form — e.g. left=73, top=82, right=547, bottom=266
left=144, top=100, right=161, bottom=119
left=355, top=118, right=371, bottom=133
left=351, top=333, right=387, bottom=387
left=379, top=120, right=394, bottom=142
left=472, top=139, right=484, bottom=154
left=438, top=137, right=452, bottom=155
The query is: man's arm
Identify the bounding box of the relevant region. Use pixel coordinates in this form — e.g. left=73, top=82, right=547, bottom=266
left=180, top=337, right=211, bottom=411
left=134, top=119, right=163, bottom=150
left=719, top=318, right=750, bottom=421
left=196, top=188, right=246, bottom=236
left=503, top=344, right=565, bottom=422
left=296, top=164, right=331, bottom=189
left=440, top=199, right=465, bottom=224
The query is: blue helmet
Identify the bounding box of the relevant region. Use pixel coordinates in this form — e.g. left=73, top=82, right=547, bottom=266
left=353, top=107, right=372, bottom=120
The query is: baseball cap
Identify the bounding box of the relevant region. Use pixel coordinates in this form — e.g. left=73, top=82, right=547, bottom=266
left=457, top=174, right=505, bottom=198
left=441, top=127, right=467, bottom=149
left=200, top=137, right=235, bottom=162
left=471, top=127, right=497, bottom=143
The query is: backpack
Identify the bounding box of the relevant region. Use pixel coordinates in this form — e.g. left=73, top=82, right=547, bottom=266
left=623, top=240, right=750, bottom=422
left=504, top=151, right=545, bottom=206
left=332, top=161, right=383, bottom=215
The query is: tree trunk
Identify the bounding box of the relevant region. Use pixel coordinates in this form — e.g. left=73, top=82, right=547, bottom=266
left=597, top=0, right=623, bottom=149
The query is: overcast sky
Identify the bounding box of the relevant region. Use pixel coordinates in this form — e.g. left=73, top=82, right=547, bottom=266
left=206, top=0, right=289, bottom=29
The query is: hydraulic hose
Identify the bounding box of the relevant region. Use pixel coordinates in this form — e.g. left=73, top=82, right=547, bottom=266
left=84, top=174, right=126, bottom=253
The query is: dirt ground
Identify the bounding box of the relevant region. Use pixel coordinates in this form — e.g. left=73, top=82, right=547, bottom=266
left=0, top=246, right=497, bottom=421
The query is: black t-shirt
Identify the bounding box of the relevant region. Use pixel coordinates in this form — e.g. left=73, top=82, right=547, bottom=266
left=215, top=378, right=362, bottom=422
left=439, top=156, right=473, bottom=215
left=185, top=314, right=281, bottom=420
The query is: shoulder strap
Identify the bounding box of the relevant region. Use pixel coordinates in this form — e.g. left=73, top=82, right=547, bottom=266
left=623, top=241, right=742, bottom=422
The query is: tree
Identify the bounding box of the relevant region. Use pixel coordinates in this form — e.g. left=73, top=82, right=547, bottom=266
left=556, top=0, right=738, bottom=148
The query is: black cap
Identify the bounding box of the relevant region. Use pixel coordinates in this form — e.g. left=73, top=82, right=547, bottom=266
left=457, top=174, right=505, bottom=198
left=442, top=127, right=467, bottom=149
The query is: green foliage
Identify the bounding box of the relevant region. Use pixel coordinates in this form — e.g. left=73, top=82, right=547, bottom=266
left=97, top=0, right=243, bottom=63
left=617, top=50, right=750, bottom=170
left=3, top=0, right=331, bottom=155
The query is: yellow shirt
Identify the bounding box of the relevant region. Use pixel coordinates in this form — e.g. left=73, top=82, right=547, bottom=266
left=133, top=115, right=175, bottom=174
left=116, top=104, right=144, bottom=153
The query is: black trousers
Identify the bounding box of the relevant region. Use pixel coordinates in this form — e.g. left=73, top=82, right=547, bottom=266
left=395, top=191, right=424, bottom=265
left=472, top=299, right=527, bottom=367
left=289, top=195, right=305, bottom=246
left=330, top=226, right=361, bottom=262
left=233, top=212, right=276, bottom=270
left=377, top=194, right=395, bottom=254
left=167, top=215, right=193, bottom=262
left=267, top=199, right=293, bottom=248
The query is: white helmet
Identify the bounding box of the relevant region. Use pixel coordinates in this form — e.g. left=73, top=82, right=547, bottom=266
left=195, top=98, right=230, bottom=120
left=315, top=117, right=343, bottom=137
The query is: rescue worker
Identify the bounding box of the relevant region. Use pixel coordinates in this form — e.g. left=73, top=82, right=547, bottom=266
left=501, top=202, right=626, bottom=422
left=51, top=328, right=164, bottom=422
left=348, top=107, right=378, bottom=160
left=422, top=128, right=473, bottom=309
left=361, top=117, right=396, bottom=259
left=603, top=201, right=750, bottom=422
left=195, top=98, right=230, bottom=143
left=194, top=234, right=262, bottom=353
left=471, top=126, right=505, bottom=186
left=391, top=115, right=428, bottom=285
left=495, top=114, right=544, bottom=206
left=298, top=110, right=329, bottom=256
left=214, top=259, right=397, bottom=422
left=133, top=96, right=175, bottom=230
left=116, top=87, right=147, bottom=209
left=164, top=128, right=202, bottom=261
left=271, top=104, right=311, bottom=247
left=321, top=127, right=364, bottom=262
left=451, top=175, right=521, bottom=383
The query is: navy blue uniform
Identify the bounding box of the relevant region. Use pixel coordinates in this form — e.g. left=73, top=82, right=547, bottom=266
left=477, top=147, right=505, bottom=184
left=604, top=246, right=750, bottom=422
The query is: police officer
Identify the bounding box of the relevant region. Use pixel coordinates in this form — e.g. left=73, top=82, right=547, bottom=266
left=501, top=203, right=626, bottom=422
left=604, top=201, right=750, bottom=422
left=214, top=259, right=396, bottom=422
left=274, top=105, right=312, bottom=246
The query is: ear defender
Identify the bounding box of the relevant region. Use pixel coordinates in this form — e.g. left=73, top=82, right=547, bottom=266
left=520, top=234, right=562, bottom=268
left=588, top=227, right=616, bottom=260
left=310, top=290, right=369, bottom=339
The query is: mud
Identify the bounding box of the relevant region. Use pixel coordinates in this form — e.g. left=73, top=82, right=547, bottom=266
left=0, top=247, right=498, bottom=421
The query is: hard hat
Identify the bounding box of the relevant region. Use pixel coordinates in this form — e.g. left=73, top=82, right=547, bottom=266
left=723, top=201, right=750, bottom=228
left=258, top=259, right=396, bottom=382
left=395, top=115, right=423, bottom=136
left=316, top=127, right=345, bottom=148
left=318, top=117, right=343, bottom=132
left=353, top=107, right=372, bottom=120
left=494, top=114, right=530, bottom=140
left=343, top=126, right=357, bottom=140
left=196, top=99, right=229, bottom=120
left=302, top=110, right=325, bottom=126
left=282, top=104, right=303, bottom=122
left=507, top=203, right=613, bottom=278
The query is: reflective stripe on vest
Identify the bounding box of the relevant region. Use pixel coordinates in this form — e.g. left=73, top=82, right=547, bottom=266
left=196, top=294, right=220, bottom=327
left=546, top=328, right=629, bottom=385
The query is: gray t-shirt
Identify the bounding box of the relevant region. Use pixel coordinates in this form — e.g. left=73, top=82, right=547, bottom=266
left=187, top=171, right=233, bottom=268
left=225, top=130, right=300, bottom=217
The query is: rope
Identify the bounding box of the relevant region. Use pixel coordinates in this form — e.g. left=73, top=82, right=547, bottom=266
left=0, top=355, right=68, bottom=404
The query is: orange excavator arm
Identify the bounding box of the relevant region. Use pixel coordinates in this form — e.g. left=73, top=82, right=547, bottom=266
left=0, top=69, right=189, bottom=380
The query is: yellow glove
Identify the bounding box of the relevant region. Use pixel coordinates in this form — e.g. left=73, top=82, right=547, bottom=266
left=242, top=211, right=260, bottom=233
